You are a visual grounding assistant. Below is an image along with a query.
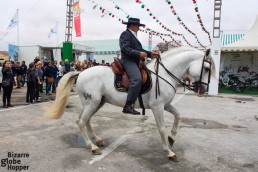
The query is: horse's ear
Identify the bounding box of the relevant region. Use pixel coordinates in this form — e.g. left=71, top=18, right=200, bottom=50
left=205, top=49, right=211, bottom=57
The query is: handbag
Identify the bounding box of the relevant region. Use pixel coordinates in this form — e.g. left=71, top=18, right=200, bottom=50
left=47, top=76, right=54, bottom=84
left=2, top=79, right=11, bottom=87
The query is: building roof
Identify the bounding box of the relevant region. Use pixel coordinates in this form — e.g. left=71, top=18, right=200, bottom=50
left=74, top=39, right=151, bottom=54
left=0, top=51, right=9, bottom=60
left=220, top=34, right=245, bottom=46
left=222, top=15, right=258, bottom=51
left=74, top=39, right=119, bottom=52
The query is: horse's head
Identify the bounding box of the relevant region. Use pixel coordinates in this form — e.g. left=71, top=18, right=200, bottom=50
left=187, top=49, right=215, bottom=96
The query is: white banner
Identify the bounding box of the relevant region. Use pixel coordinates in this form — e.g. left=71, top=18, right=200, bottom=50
left=7, top=10, right=18, bottom=29
left=48, top=23, right=58, bottom=39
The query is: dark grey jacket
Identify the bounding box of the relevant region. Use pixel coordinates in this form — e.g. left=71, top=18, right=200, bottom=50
left=119, top=29, right=151, bottom=64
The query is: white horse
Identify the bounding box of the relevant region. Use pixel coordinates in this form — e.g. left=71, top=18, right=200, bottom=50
left=48, top=46, right=215, bottom=161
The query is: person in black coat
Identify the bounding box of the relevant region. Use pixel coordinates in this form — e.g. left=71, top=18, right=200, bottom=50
left=2, top=61, right=15, bottom=108
left=26, top=63, right=36, bottom=104
left=21, top=61, right=27, bottom=87
left=119, top=18, right=159, bottom=115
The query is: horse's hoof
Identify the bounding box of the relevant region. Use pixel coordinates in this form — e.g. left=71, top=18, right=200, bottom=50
left=168, top=136, right=175, bottom=146
left=168, top=155, right=179, bottom=162
left=92, top=148, right=102, bottom=155
left=85, top=144, right=91, bottom=149
left=96, top=140, right=105, bottom=147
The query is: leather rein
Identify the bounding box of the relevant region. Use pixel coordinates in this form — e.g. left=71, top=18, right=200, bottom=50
left=146, top=54, right=211, bottom=99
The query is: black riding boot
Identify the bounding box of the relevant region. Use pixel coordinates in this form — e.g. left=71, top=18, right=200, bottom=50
left=123, top=102, right=140, bottom=115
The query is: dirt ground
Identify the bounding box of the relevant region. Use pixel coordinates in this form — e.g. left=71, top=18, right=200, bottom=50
left=0, top=86, right=258, bottom=172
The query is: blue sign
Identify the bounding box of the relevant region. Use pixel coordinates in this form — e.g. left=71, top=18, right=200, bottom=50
left=8, top=44, right=18, bottom=61
left=86, top=53, right=94, bottom=61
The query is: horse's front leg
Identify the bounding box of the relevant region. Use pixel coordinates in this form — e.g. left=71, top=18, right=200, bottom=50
left=151, top=105, right=178, bottom=161
left=164, top=104, right=181, bottom=146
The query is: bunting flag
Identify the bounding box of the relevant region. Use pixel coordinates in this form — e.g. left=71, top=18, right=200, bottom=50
left=191, top=0, right=212, bottom=45
left=74, top=1, right=81, bottom=37
left=48, top=23, right=58, bottom=39
left=93, top=1, right=177, bottom=43
left=135, top=0, right=207, bottom=48
left=135, top=0, right=181, bottom=36
left=87, top=0, right=182, bottom=45
left=7, top=10, right=18, bottom=29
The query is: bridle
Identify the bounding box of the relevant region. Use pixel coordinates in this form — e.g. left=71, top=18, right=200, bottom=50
left=191, top=55, right=212, bottom=93
left=147, top=53, right=211, bottom=98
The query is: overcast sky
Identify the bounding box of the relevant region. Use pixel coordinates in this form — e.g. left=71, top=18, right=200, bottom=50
left=0, top=0, right=258, bottom=51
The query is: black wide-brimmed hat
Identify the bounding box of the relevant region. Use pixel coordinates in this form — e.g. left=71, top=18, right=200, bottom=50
left=122, top=17, right=145, bottom=27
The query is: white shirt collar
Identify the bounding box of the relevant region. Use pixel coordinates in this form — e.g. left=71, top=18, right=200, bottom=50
left=129, top=29, right=138, bottom=38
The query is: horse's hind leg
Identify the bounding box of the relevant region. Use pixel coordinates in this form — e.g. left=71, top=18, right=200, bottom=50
left=165, top=104, right=181, bottom=147
left=86, top=121, right=105, bottom=147
left=85, top=100, right=106, bottom=147
left=151, top=105, right=178, bottom=161
left=77, top=104, right=102, bottom=155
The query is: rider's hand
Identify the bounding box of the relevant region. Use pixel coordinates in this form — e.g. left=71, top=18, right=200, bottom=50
left=140, top=51, right=147, bottom=59
left=151, top=50, right=159, bottom=58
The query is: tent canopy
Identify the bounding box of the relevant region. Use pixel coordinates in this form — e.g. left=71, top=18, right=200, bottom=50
left=222, top=15, right=258, bottom=51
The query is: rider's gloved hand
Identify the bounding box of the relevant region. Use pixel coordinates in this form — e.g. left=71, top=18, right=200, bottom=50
left=140, top=51, right=148, bottom=59
left=151, top=50, right=159, bottom=58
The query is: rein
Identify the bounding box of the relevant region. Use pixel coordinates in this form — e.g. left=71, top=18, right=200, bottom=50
left=146, top=54, right=210, bottom=99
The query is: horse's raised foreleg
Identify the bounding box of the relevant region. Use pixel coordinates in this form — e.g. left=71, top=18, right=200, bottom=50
left=151, top=106, right=178, bottom=161
left=77, top=105, right=102, bottom=155
left=164, top=104, right=181, bottom=146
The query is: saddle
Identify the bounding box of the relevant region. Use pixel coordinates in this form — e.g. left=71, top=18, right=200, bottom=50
left=111, top=58, right=152, bottom=115
left=111, top=58, right=148, bottom=90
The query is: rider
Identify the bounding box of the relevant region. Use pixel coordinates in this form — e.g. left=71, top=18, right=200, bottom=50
left=120, top=17, right=159, bottom=115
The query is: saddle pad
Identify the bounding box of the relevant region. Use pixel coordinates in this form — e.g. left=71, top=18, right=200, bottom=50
left=114, top=70, right=152, bottom=94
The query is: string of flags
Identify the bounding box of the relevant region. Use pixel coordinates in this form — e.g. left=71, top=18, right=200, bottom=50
left=134, top=0, right=206, bottom=48
left=140, top=28, right=181, bottom=46
left=106, top=1, right=183, bottom=46
left=135, top=0, right=181, bottom=36
left=88, top=0, right=211, bottom=48
left=164, top=0, right=205, bottom=47
left=191, top=0, right=212, bottom=45
left=88, top=0, right=171, bottom=44
left=139, top=28, right=182, bottom=48
left=164, top=0, right=212, bottom=46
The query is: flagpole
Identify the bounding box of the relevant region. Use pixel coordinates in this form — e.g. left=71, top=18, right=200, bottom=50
left=56, top=21, right=58, bottom=46
left=17, top=9, right=19, bottom=62
left=17, top=9, right=19, bottom=47
left=55, top=21, right=58, bottom=61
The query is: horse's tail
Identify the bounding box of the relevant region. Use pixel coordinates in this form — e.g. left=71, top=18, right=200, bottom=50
left=46, top=71, right=80, bottom=119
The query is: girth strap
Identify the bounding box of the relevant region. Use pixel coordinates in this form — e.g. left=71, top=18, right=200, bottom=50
left=138, top=95, right=145, bottom=115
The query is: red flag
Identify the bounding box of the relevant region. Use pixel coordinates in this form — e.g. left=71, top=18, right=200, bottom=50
left=74, top=1, right=81, bottom=37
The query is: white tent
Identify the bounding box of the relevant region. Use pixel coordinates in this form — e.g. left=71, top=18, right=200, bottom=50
left=222, top=15, right=258, bottom=51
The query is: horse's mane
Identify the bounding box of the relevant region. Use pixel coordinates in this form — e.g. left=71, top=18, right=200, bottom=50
left=148, top=46, right=200, bottom=63
left=148, top=46, right=216, bottom=77
left=161, top=46, right=199, bottom=59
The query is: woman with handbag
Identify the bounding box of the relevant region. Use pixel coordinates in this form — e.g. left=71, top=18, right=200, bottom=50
left=0, top=62, right=3, bottom=92
left=34, top=61, right=43, bottom=102
left=2, top=61, right=15, bottom=108
left=44, top=62, right=53, bottom=95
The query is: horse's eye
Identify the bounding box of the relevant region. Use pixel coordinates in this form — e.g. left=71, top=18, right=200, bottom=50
left=204, top=67, right=210, bottom=72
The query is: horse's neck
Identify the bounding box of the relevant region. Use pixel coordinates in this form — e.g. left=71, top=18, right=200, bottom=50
left=148, top=52, right=200, bottom=79
left=169, top=54, right=198, bottom=78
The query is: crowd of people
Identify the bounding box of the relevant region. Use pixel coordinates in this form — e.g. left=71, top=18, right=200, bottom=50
left=0, top=57, right=107, bottom=108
